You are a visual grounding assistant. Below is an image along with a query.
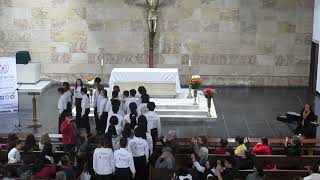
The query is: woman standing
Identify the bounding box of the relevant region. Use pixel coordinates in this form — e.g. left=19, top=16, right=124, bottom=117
left=300, top=104, right=318, bottom=138
left=98, top=89, right=108, bottom=135
left=81, top=88, right=91, bottom=134
left=74, top=79, right=84, bottom=124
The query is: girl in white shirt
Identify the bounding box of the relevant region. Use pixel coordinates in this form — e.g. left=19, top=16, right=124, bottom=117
left=107, top=99, right=125, bottom=132
left=137, top=94, right=150, bottom=116
left=106, top=124, right=120, bottom=151
left=93, top=77, right=102, bottom=132
left=93, top=138, right=115, bottom=180
left=63, top=82, right=72, bottom=115
left=98, top=89, right=108, bottom=134
left=74, top=78, right=83, bottom=124
left=81, top=88, right=91, bottom=133
left=137, top=115, right=153, bottom=156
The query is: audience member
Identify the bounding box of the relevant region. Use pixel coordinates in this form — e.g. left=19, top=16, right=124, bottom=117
left=145, top=102, right=161, bottom=147
left=252, top=137, right=271, bottom=155
left=173, top=167, right=193, bottom=180
left=246, top=163, right=264, bottom=180
left=162, top=130, right=179, bottom=154
left=212, top=138, right=228, bottom=154
left=114, top=137, right=136, bottom=180
left=22, top=134, right=39, bottom=152
left=60, top=155, right=76, bottom=179
left=6, top=133, right=18, bottom=151
left=17, top=154, right=34, bottom=177
left=192, top=147, right=209, bottom=168
left=76, top=128, right=93, bottom=159
left=234, top=136, right=247, bottom=157
left=93, top=137, right=115, bottom=180
left=61, top=115, right=76, bottom=152
left=238, top=150, right=255, bottom=170
left=32, top=153, right=56, bottom=179
left=191, top=135, right=208, bottom=157
left=128, top=128, right=149, bottom=180
left=215, top=156, right=237, bottom=180
left=39, top=133, right=51, bottom=150
left=285, top=136, right=302, bottom=156
left=304, top=165, right=320, bottom=180
left=8, top=139, right=23, bottom=163
left=124, top=102, right=138, bottom=129
left=155, top=147, right=175, bottom=169
left=42, top=143, right=54, bottom=163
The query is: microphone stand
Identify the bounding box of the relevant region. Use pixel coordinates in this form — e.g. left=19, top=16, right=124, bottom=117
left=13, top=83, right=23, bottom=132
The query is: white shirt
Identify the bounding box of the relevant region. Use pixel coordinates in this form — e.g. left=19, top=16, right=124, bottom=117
left=304, top=173, right=320, bottom=180
left=138, top=103, right=148, bottom=116
left=144, top=111, right=161, bottom=138
left=65, top=90, right=72, bottom=102
left=124, top=97, right=138, bottom=114
left=114, top=148, right=136, bottom=174
left=128, top=136, right=149, bottom=160
left=93, top=147, right=115, bottom=175
left=106, top=97, right=125, bottom=113
left=112, top=136, right=120, bottom=151
left=74, top=86, right=83, bottom=99
left=95, top=95, right=103, bottom=110
left=106, top=112, right=125, bottom=134
left=58, top=93, right=68, bottom=114
left=146, top=132, right=153, bottom=155
left=98, top=98, right=108, bottom=117
left=81, top=95, right=90, bottom=116
left=8, top=147, right=20, bottom=163
left=179, top=174, right=192, bottom=180
left=93, top=89, right=100, bottom=108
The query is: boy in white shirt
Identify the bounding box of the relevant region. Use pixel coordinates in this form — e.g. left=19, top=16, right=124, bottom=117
left=58, top=87, right=68, bottom=133
left=124, top=89, right=138, bottom=114
left=93, top=77, right=102, bottom=132
left=114, top=138, right=136, bottom=180
left=144, top=102, right=161, bottom=148
left=8, top=139, right=23, bottom=164
left=93, top=138, right=115, bottom=180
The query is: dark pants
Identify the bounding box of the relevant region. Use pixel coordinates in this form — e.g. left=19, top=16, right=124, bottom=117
left=150, top=128, right=158, bottom=150
left=115, top=167, right=132, bottom=180
left=75, top=98, right=82, bottom=124
left=59, top=110, right=67, bottom=133
left=79, top=108, right=90, bottom=133
left=64, top=144, right=75, bottom=152
left=96, top=174, right=113, bottom=180
left=94, top=107, right=99, bottom=131
left=67, top=102, right=72, bottom=116
left=100, top=112, right=108, bottom=134
left=133, top=155, right=147, bottom=180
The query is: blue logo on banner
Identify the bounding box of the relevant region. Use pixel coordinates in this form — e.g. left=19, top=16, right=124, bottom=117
left=0, top=96, right=4, bottom=100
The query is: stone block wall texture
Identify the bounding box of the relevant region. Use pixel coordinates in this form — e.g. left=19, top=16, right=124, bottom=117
left=0, top=0, right=314, bottom=86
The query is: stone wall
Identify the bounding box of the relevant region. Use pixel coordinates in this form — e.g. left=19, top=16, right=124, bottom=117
left=0, top=0, right=314, bottom=86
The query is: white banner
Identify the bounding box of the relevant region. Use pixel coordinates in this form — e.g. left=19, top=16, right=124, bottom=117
left=0, top=57, right=18, bottom=111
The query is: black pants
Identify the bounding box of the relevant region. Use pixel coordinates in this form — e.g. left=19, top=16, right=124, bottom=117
left=80, top=108, right=90, bottom=133
left=96, top=174, right=113, bottom=180
left=67, top=102, right=72, bottom=115
left=133, top=156, right=147, bottom=180
left=100, top=112, right=108, bottom=134
left=75, top=98, right=82, bottom=124
left=150, top=128, right=158, bottom=150
left=115, top=167, right=132, bottom=180
left=59, top=110, right=67, bottom=133
left=94, top=107, right=99, bottom=131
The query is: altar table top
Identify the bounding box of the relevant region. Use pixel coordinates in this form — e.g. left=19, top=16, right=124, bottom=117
left=108, top=68, right=181, bottom=93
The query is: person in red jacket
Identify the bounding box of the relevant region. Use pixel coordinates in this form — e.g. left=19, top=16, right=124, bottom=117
left=61, top=115, right=76, bottom=152
left=252, top=137, right=274, bottom=169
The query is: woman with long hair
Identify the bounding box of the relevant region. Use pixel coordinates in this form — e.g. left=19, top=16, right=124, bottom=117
left=74, top=78, right=84, bottom=123
left=124, top=102, right=138, bottom=129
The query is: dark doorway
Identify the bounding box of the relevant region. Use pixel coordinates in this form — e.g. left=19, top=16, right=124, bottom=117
left=310, top=41, right=319, bottom=93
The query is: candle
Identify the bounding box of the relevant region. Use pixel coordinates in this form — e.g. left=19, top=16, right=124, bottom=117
left=188, top=59, right=191, bottom=67
left=101, top=59, right=104, bottom=67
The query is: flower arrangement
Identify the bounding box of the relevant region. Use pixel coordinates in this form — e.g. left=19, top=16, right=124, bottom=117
left=203, top=87, right=215, bottom=98
left=190, top=75, right=203, bottom=89
left=84, top=76, right=95, bottom=89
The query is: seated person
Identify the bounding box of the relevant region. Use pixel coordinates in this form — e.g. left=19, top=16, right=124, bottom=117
left=39, top=133, right=51, bottom=151
left=211, top=138, right=228, bottom=154
left=234, top=136, right=247, bottom=157
left=192, top=147, right=209, bottom=168
left=173, top=167, right=193, bottom=180
left=32, top=154, right=56, bottom=179
left=59, top=155, right=76, bottom=179
left=215, top=156, right=237, bottom=180
left=252, top=137, right=271, bottom=155
left=246, top=163, right=264, bottom=180
left=17, top=154, right=35, bottom=176
left=191, top=135, right=208, bottom=157
left=22, top=134, right=40, bottom=152
left=8, top=139, right=23, bottom=164
left=155, top=147, right=175, bottom=169
left=285, top=136, right=302, bottom=156
left=6, top=133, right=18, bottom=151
left=304, top=165, right=320, bottom=180
left=238, top=150, right=255, bottom=170
left=162, top=130, right=179, bottom=154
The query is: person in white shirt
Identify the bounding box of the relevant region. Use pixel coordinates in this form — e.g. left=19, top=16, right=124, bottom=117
left=93, top=138, right=115, bottom=180
left=144, top=102, right=161, bottom=148
left=121, top=90, right=129, bottom=113
left=124, top=89, right=138, bottom=114
left=74, top=78, right=84, bottom=123
left=106, top=124, right=120, bottom=150
left=107, top=90, right=125, bottom=113
left=137, top=115, right=153, bottom=155
left=81, top=88, right=91, bottom=133
left=137, top=94, right=150, bottom=116
left=137, top=86, right=147, bottom=106
left=98, top=89, right=108, bottom=134
left=106, top=116, right=122, bottom=138
left=8, top=139, right=23, bottom=164
left=114, top=137, right=136, bottom=180
left=124, top=102, right=138, bottom=129
left=93, top=77, right=102, bottom=132
left=107, top=99, right=125, bottom=132
left=122, top=123, right=134, bottom=141
left=58, top=87, right=68, bottom=133
left=63, top=82, right=72, bottom=115
left=128, top=128, right=149, bottom=180
left=304, top=165, right=320, bottom=180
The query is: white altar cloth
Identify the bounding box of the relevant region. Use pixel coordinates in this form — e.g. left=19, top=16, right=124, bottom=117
left=108, top=68, right=181, bottom=93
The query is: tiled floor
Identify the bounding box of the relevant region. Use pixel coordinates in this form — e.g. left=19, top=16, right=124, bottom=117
left=1, top=84, right=318, bottom=139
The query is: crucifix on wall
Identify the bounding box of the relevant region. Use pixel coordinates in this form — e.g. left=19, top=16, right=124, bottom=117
left=125, top=0, right=174, bottom=68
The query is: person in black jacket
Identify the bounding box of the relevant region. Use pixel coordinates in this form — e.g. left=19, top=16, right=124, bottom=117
left=296, top=104, right=318, bottom=138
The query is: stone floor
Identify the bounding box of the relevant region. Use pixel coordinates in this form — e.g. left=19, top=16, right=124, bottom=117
left=1, top=83, right=319, bottom=139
